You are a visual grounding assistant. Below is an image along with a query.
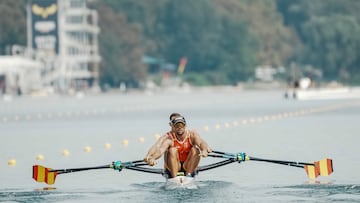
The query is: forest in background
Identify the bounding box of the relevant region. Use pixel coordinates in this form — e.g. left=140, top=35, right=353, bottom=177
left=1, top=0, right=359, bottom=88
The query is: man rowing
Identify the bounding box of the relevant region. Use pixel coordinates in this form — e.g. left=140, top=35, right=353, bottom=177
left=144, top=113, right=212, bottom=178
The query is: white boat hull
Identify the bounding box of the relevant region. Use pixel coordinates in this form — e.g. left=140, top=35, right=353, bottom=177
left=165, top=176, right=197, bottom=189
left=286, top=87, right=360, bottom=100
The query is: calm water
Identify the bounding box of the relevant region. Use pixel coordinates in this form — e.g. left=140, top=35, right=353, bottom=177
left=1, top=89, right=360, bottom=202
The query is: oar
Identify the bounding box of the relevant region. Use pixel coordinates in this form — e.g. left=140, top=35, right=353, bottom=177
left=248, top=156, right=313, bottom=167
left=32, top=160, right=146, bottom=185
left=210, top=150, right=333, bottom=179
left=51, top=164, right=112, bottom=174
left=197, top=159, right=236, bottom=172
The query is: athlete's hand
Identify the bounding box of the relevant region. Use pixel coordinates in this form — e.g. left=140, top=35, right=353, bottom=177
left=199, top=146, right=212, bottom=157
left=199, top=148, right=212, bottom=157
left=144, top=156, right=156, bottom=166
left=199, top=150, right=208, bottom=157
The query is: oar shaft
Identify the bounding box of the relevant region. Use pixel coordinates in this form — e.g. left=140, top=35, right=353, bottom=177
left=209, top=151, right=239, bottom=159
left=197, top=159, right=236, bottom=172
left=52, top=165, right=111, bottom=174
left=126, top=166, right=164, bottom=174
left=208, top=154, right=233, bottom=159
left=212, top=150, right=232, bottom=156
left=249, top=156, right=314, bottom=166
left=51, top=160, right=146, bottom=174
left=211, top=150, right=315, bottom=168
left=257, top=160, right=305, bottom=168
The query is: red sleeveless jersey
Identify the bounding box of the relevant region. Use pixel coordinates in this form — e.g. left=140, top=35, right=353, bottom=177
left=168, top=131, right=193, bottom=162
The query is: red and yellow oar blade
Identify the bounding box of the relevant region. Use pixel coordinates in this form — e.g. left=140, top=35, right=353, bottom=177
left=304, top=158, right=333, bottom=179
left=315, top=158, right=333, bottom=176
left=33, top=165, right=58, bottom=185
left=33, top=165, right=46, bottom=183
left=304, top=165, right=319, bottom=179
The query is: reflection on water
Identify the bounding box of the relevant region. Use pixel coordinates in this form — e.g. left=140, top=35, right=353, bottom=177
left=132, top=180, right=235, bottom=203
left=271, top=184, right=360, bottom=202
left=0, top=189, right=84, bottom=203
left=2, top=183, right=358, bottom=202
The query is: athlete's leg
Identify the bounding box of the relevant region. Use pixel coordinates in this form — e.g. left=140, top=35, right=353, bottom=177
left=183, top=147, right=201, bottom=176
left=164, top=147, right=181, bottom=178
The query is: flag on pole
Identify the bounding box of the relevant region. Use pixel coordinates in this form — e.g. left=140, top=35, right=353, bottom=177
left=177, top=57, right=188, bottom=75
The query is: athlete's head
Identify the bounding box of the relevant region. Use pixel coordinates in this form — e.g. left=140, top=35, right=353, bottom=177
left=171, top=116, right=186, bottom=126
left=169, top=113, right=186, bottom=131
left=169, top=113, right=182, bottom=122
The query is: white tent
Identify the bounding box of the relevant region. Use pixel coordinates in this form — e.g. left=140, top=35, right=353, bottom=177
left=0, top=56, right=44, bottom=94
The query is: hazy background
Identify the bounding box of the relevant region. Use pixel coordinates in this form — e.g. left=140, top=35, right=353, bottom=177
left=1, top=1, right=360, bottom=201
left=1, top=0, right=359, bottom=89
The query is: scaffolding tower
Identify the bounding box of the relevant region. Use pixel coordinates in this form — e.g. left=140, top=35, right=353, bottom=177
left=28, top=0, right=101, bottom=93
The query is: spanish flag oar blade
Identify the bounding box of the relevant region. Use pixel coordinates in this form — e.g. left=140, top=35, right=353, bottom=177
left=316, top=158, right=333, bottom=176
left=304, top=158, right=333, bottom=179
left=33, top=165, right=58, bottom=185
left=304, top=165, right=319, bottom=179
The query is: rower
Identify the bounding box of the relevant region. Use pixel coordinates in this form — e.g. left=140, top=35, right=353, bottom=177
left=144, top=113, right=212, bottom=178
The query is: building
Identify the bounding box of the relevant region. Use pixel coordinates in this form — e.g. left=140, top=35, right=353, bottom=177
left=29, top=0, right=101, bottom=93
left=0, top=0, right=100, bottom=95
left=0, top=55, right=43, bottom=95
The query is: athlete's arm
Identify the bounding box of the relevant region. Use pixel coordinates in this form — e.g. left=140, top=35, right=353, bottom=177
left=190, top=130, right=212, bottom=157
left=144, top=135, right=172, bottom=166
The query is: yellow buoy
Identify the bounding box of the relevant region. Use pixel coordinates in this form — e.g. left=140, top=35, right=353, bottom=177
left=203, top=126, right=209, bottom=132
left=215, top=124, right=221, bottom=129
left=104, top=143, right=111, bottom=149
left=122, top=139, right=129, bottom=146
left=8, top=159, right=16, bottom=166
left=36, top=154, right=44, bottom=160
left=62, top=149, right=70, bottom=156
left=84, top=146, right=92, bottom=153
left=138, top=137, right=145, bottom=143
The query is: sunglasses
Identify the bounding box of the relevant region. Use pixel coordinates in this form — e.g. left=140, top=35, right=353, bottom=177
left=174, top=123, right=185, bottom=128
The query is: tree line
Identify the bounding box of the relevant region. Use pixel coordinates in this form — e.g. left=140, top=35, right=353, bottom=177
left=1, top=0, right=359, bottom=88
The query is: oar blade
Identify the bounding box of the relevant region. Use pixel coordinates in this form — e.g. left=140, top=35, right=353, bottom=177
left=304, top=158, right=333, bottom=179
left=315, top=158, right=333, bottom=176
left=33, top=165, right=58, bottom=185
left=33, top=165, right=45, bottom=183
left=304, top=165, right=319, bottom=179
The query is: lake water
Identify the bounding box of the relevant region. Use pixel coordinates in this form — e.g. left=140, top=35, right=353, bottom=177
left=1, top=88, right=360, bottom=202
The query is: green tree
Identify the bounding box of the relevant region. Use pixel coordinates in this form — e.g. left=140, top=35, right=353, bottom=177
left=0, top=0, right=26, bottom=54
left=277, top=0, right=360, bottom=82
left=215, top=0, right=299, bottom=67
left=97, top=0, right=166, bottom=55
left=154, top=0, right=258, bottom=84
left=94, top=0, right=305, bottom=85
left=96, top=6, right=147, bottom=88
left=300, top=15, right=360, bottom=81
